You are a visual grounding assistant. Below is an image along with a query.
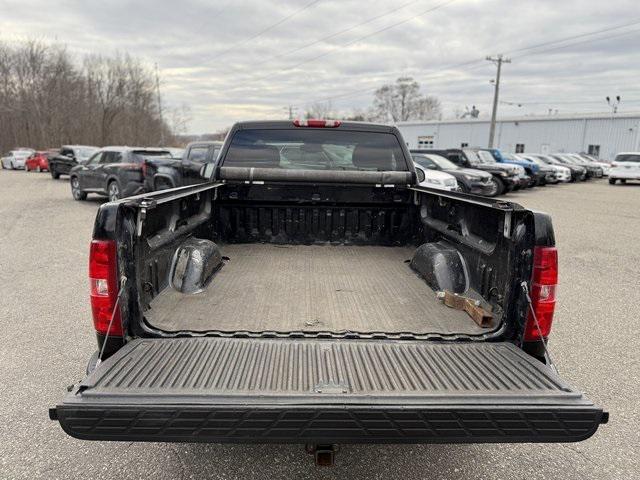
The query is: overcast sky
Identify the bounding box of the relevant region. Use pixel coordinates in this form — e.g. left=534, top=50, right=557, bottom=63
left=1, top=0, right=639, bottom=133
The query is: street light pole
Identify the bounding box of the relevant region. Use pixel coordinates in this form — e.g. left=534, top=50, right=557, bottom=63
left=487, top=55, right=511, bottom=149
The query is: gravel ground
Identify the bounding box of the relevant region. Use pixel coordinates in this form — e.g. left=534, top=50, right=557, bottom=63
left=0, top=170, right=638, bottom=479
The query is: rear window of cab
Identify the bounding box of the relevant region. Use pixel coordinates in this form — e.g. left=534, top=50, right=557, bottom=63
left=223, top=129, right=409, bottom=172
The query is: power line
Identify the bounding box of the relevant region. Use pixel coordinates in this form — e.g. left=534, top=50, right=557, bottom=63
left=199, top=14, right=640, bottom=117
left=303, top=59, right=487, bottom=105
left=228, top=14, right=640, bottom=78
left=512, top=25, right=640, bottom=60
left=286, top=0, right=458, bottom=71
left=506, top=17, right=640, bottom=56
left=299, top=19, right=640, bottom=107
left=202, top=0, right=324, bottom=63
left=230, top=0, right=459, bottom=89
left=502, top=99, right=640, bottom=105
left=228, top=0, right=425, bottom=73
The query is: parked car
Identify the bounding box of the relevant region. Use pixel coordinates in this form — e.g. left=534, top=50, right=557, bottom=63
left=477, top=149, right=541, bottom=187
left=570, top=153, right=610, bottom=176
left=551, top=154, right=602, bottom=179
left=412, top=153, right=495, bottom=196
left=1, top=149, right=34, bottom=169
left=413, top=161, right=459, bottom=191
left=514, top=154, right=558, bottom=185
left=531, top=154, right=586, bottom=182
left=25, top=151, right=51, bottom=172
left=49, top=145, right=99, bottom=179
left=70, top=147, right=171, bottom=201
left=564, top=154, right=604, bottom=178
left=609, top=152, right=640, bottom=185
left=143, top=141, right=223, bottom=191
left=475, top=149, right=531, bottom=189
left=520, top=154, right=571, bottom=183
left=412, top=148, right=521, bottom=196
left=50, top=120, right=606, bottom=456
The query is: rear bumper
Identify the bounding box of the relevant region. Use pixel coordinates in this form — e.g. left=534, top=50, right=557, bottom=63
left=51, top=404, right=606, bottom=444
left=610, top=171, right=640, bottom=180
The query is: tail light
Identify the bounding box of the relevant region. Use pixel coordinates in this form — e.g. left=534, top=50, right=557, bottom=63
left=89, top=240, right=123, bottom=336
left=523, top=246, right=558, bottom=341
left=293, top=119, right=341, bottom=128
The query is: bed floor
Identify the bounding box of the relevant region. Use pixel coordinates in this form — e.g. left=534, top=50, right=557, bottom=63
left=146, top=244, right=490, bottom=335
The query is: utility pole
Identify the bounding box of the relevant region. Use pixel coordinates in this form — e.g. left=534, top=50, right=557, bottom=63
left=486, top=54, right=511, bottom=148
left=155, top=63, right=165, bottom=145
left=284, top=105, right=295, bottom=120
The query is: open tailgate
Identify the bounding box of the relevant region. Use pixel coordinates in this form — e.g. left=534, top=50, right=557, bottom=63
left=51, top=338, right=606, bottom=444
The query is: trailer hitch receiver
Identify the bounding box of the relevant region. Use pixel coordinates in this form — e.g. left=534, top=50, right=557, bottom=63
left=305, top=444, right=339, bottom=466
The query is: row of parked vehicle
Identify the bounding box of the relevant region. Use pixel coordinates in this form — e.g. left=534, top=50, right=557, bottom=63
left=2, top=140, right=638, bottom=201
left=410, top=148, right=619, bottom=197
left=0, top=143, right=221, bottom=201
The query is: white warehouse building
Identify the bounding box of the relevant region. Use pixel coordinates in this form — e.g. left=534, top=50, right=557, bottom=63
left=396, top=112, right=640, bottom=160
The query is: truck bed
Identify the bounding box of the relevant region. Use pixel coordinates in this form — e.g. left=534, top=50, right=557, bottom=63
left=146, top=244, right=488, bottom=335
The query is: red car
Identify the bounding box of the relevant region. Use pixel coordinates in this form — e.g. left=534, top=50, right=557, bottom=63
left=25, top=151, right=51, bottom=172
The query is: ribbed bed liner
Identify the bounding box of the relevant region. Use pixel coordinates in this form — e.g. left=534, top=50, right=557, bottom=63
left=77, top=339, right=577, bottom=403
left=146, top=244, right=488, bottom=335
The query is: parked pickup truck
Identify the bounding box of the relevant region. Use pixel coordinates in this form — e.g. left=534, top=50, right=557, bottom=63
left=143, top=141, right=223, bottom=191
left=50, top=120, right=606, bottom=464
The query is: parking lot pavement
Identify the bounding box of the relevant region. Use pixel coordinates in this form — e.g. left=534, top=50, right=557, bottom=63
left=0, top=170, right=638, bottom=479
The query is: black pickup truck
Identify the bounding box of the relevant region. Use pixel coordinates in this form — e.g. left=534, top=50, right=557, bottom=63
left=143, top=141, right=223, bottom=191
left=50, top=120, right=605, bottom=464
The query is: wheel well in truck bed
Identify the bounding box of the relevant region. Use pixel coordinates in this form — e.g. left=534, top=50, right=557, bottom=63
left=124, top=182, right=534, bottom=341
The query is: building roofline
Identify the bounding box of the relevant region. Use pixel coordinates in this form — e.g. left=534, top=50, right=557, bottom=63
left=397, top=111, right=640, bottom=126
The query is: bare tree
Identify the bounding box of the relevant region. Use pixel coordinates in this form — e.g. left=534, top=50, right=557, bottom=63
left=369, top=77, right=441, bottom=123
left=0, top=39, right=178, bottom=153
left=341, top=108, right=370, bottom=122
left=304, top=101, right=336, bottom=119
left=167, top=103, right=192, bottom=137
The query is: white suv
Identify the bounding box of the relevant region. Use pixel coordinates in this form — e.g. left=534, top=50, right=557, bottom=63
left=609, top=153, right=640, bottom=185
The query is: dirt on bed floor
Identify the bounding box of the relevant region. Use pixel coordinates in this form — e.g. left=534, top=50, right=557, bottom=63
left=145, top=243, right=488, bottom=335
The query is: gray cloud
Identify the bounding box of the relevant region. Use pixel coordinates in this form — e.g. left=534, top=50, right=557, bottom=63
left=1, top=0, right=638, bottom=132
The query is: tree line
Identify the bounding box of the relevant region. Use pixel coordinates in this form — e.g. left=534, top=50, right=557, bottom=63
left=0, top=40, right=179, bottom=154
